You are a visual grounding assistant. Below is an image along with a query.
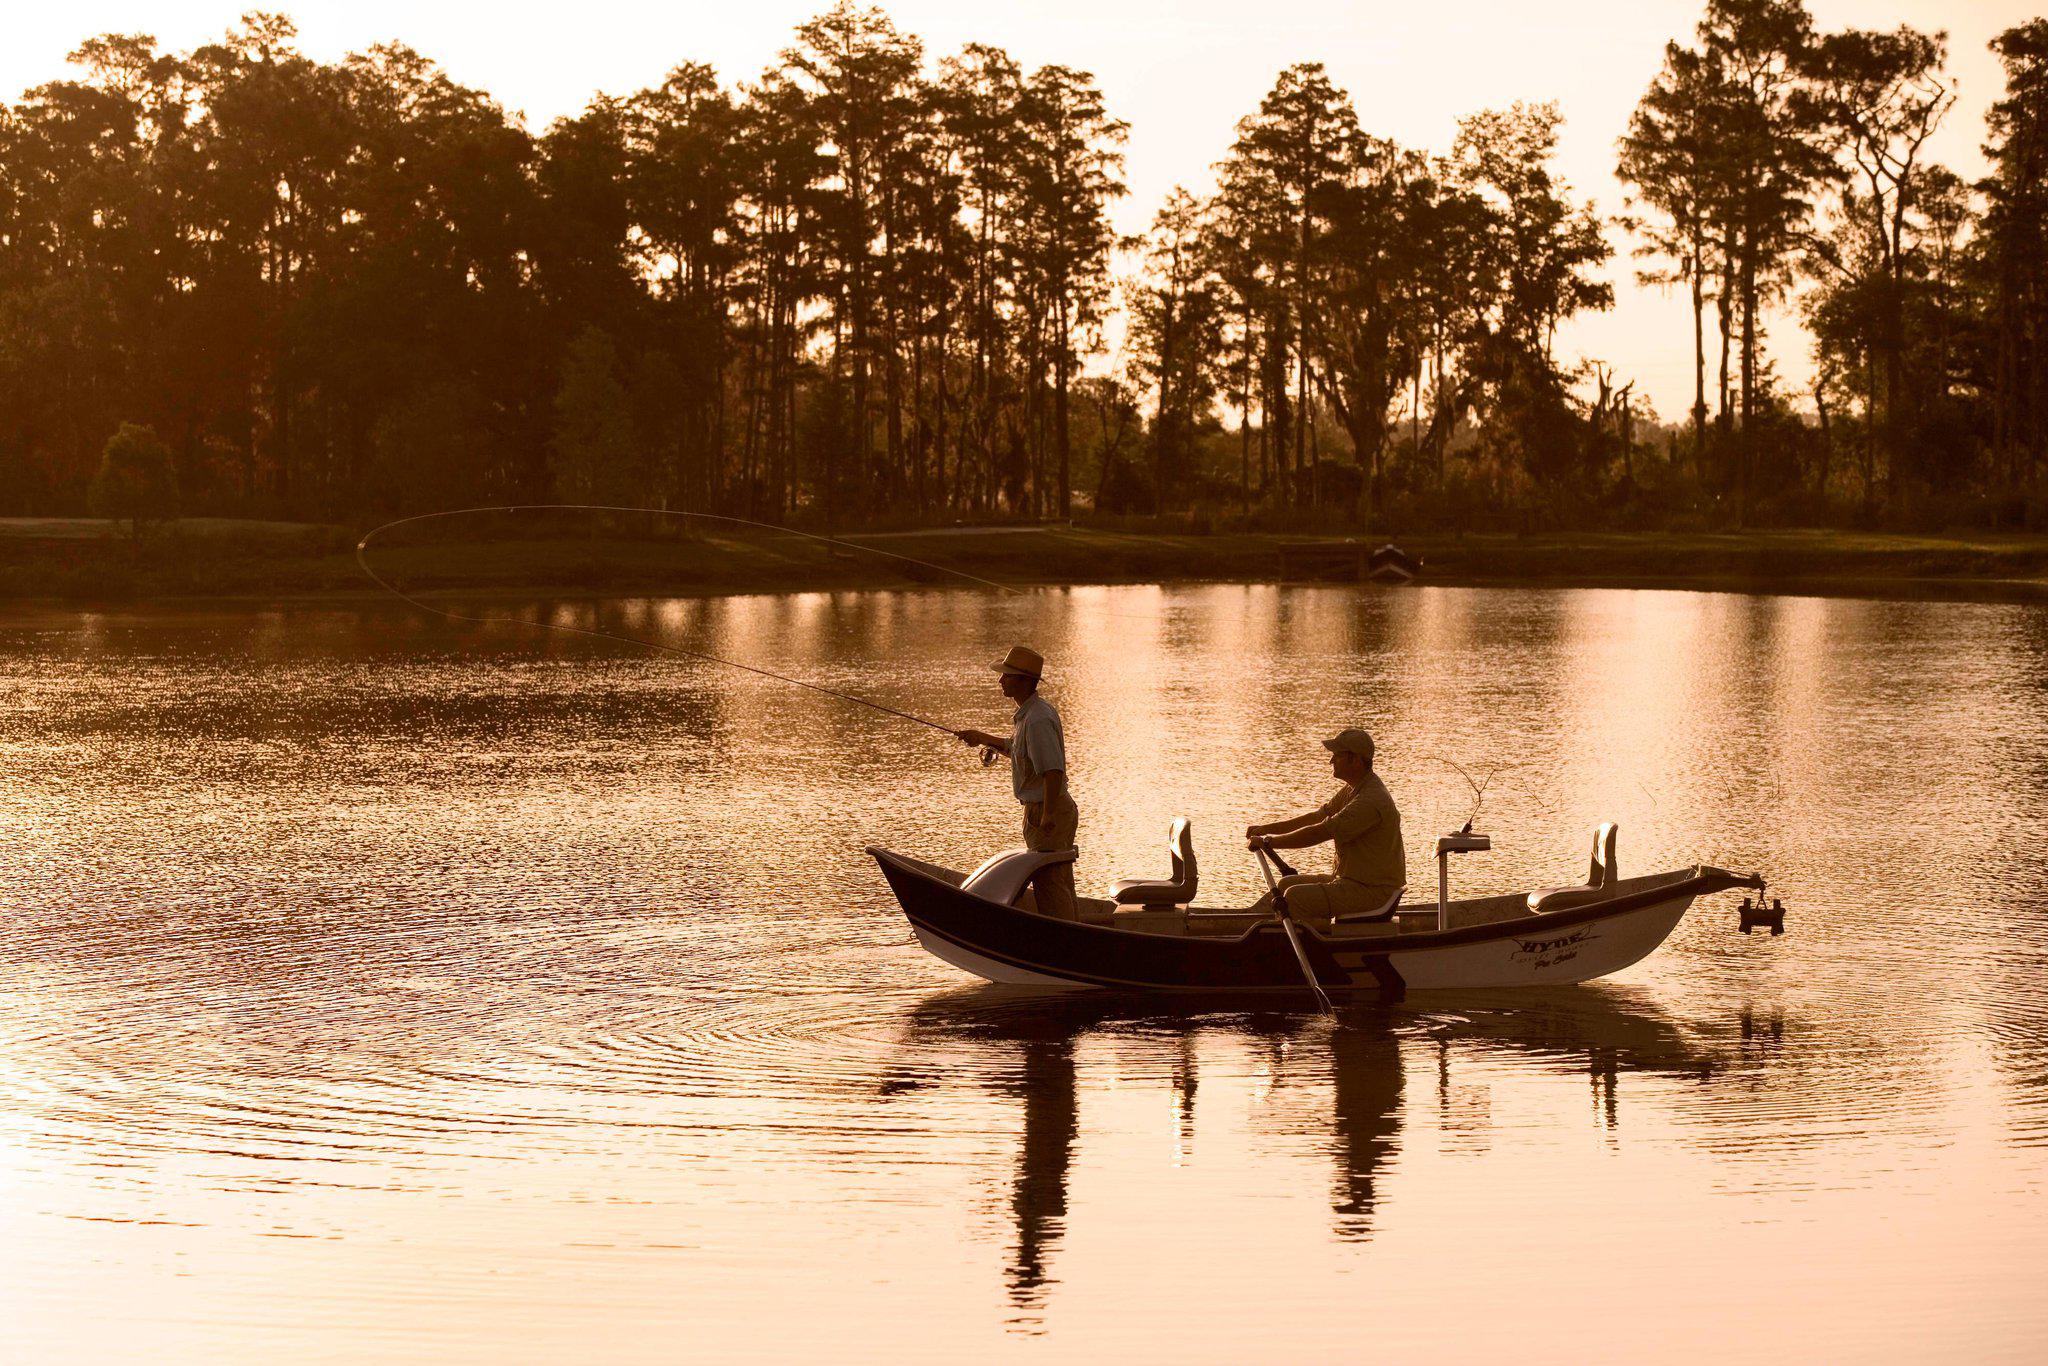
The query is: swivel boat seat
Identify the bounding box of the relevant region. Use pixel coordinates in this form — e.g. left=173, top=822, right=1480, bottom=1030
left=1110, top=818, right=1198, bottom=910
left=1526, top=822, right=1619, bottom=915
left=961, top=848, right=1079, bottom=907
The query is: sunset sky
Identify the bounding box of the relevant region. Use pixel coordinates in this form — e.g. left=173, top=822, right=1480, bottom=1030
left=4, top=0, right=2035, bottom=422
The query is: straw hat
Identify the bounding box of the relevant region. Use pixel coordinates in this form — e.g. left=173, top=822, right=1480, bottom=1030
left=992, top=645, right=1045, bottom=679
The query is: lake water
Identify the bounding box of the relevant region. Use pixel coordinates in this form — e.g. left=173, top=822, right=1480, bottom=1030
left=2, top=583, right=2045, bottom=1361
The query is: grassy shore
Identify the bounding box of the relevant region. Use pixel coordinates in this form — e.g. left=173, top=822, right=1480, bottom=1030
left=4, top=516, right=2048, bottom=605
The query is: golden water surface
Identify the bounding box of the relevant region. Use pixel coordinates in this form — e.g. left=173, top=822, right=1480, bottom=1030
left=2, top=584, right=2045, bottom=1361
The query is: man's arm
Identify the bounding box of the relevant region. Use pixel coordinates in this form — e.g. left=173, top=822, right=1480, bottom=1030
left=1038, top=767, right=1066, bottom=826
left=957, top=728, right=1010, bottom=755
left=1258, top=819, right=1334, bottom=851
left=1260, top=792, right=1381, bottom=850
left=1246, top=799, right=1334, bottom=845
left=1249, top=810, right=1319, bottom=839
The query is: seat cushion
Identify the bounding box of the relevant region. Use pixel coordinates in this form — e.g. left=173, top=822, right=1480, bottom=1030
left=1527, top=885, right=1608, bottom=915
left=1112, top=877, right=1193, bottom=906
left=1332, top=901, right=1401, bottom=924
left=1329, top=885, right=1404, bottom=924
left=963, top=848, right=1079, bottom=907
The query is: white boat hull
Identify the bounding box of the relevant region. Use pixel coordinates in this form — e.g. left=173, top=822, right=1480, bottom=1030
left=911, top=926, right=1088, bottom=986
left=1382, top=900, right=1691, bottom=990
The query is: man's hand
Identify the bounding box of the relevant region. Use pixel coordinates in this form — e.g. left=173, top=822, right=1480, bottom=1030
left=957, top=729, right=996, bottom=749
left=1245, top=823, right=1269, bottom=849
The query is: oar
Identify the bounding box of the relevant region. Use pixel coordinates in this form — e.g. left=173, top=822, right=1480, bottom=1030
left=1255, top=842, right=1335, bottom=1015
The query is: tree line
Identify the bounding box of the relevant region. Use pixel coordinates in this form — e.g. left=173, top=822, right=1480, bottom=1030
left=2, top=3, right=2045, bottom=532
left=1617, top=1, right=2048, bottom=524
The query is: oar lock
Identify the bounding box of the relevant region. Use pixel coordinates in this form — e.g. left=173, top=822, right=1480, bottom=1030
left=1737, top=894, right=1787, bottom=936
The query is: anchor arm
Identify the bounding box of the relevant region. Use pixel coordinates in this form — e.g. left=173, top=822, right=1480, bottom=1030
left=1695, top=865, right=1767, bottom=895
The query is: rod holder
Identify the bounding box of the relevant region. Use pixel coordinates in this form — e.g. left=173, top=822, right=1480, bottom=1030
left=1436, top=830, right=1491, bottom=930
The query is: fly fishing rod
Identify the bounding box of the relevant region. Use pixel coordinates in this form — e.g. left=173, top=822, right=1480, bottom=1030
left=358, top=505, right=1511, bottom=791
left=354, top=503, right=1030, bottom=745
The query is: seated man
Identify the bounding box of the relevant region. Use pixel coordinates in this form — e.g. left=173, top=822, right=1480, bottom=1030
left=1246, top=728, right=1405, bottom=923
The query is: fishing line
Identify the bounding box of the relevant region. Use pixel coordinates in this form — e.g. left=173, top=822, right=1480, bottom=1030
left=354, top=503, right=1035, bottom=740
left=359, top=503, right=1030, bottom=598
left=357, top=504, right=1512, bottom=793
left=1411, top=752, right=1506, bottom=836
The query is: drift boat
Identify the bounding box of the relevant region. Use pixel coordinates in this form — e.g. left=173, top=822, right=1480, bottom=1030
left=869, top=821, right=1779, bottom=998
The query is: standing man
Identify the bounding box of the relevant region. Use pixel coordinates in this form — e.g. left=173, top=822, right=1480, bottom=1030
left=957, top=646, right=1080, bottom=921
left=1245, top=729, right=1405, bottom=922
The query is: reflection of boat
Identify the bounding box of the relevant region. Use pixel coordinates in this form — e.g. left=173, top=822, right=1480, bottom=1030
left=892, top=987, right=1321, bottom=1314
left=892, top=982, right=1725, bottom=1267
left=869, top=826, right=1767, bottom=996
left=900, top=986, right=1319, bottom=1047
left=890, top=989, right=1313, bottom=1323
left=1421, top=984, right=1708, bottom=1069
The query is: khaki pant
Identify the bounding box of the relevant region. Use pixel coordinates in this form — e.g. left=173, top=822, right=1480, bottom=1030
left=1255, top=874, right=1401, bottom=924
left=1021, top=793, right=1080, bottom=922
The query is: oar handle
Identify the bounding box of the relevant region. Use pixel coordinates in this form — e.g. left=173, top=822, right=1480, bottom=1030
left=1257, top=838, right=1299, bottom=879
left=1254, top=843, right=1289, bottom=915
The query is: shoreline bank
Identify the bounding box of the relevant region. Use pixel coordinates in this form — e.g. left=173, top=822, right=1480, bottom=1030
left=5, top=519, right=2048, bottom=608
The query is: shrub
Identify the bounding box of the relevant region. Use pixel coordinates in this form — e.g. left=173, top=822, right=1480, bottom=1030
left=88, top=423, right=179, bottom=537
left=1095, top=456, right=1156, bottom=514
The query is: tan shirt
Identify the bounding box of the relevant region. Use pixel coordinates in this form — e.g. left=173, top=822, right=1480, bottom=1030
left=1304, top=774, right=1405, bottom=888
left=1008, top=694, right=1067, bottom=804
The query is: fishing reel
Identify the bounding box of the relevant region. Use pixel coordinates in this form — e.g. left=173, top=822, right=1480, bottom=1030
left=979, top=745, right=998, bottom=768
left=1737, top=893, right=1787, bottom=936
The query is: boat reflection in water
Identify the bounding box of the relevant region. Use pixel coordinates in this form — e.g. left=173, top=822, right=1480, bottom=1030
left=891, top=983, right=1729, bottom=1325
left=891, top=990, right=1307, bottom=1324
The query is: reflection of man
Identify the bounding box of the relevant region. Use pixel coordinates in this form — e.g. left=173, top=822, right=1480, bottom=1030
left=1328, top=1025, right=1404, bottom=1242
left=1246, top=728, right=1405, bottom=922
left=956, top=645, right=1079, bottom=921
left=1004, top=1029, right=1076, bottom=1317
